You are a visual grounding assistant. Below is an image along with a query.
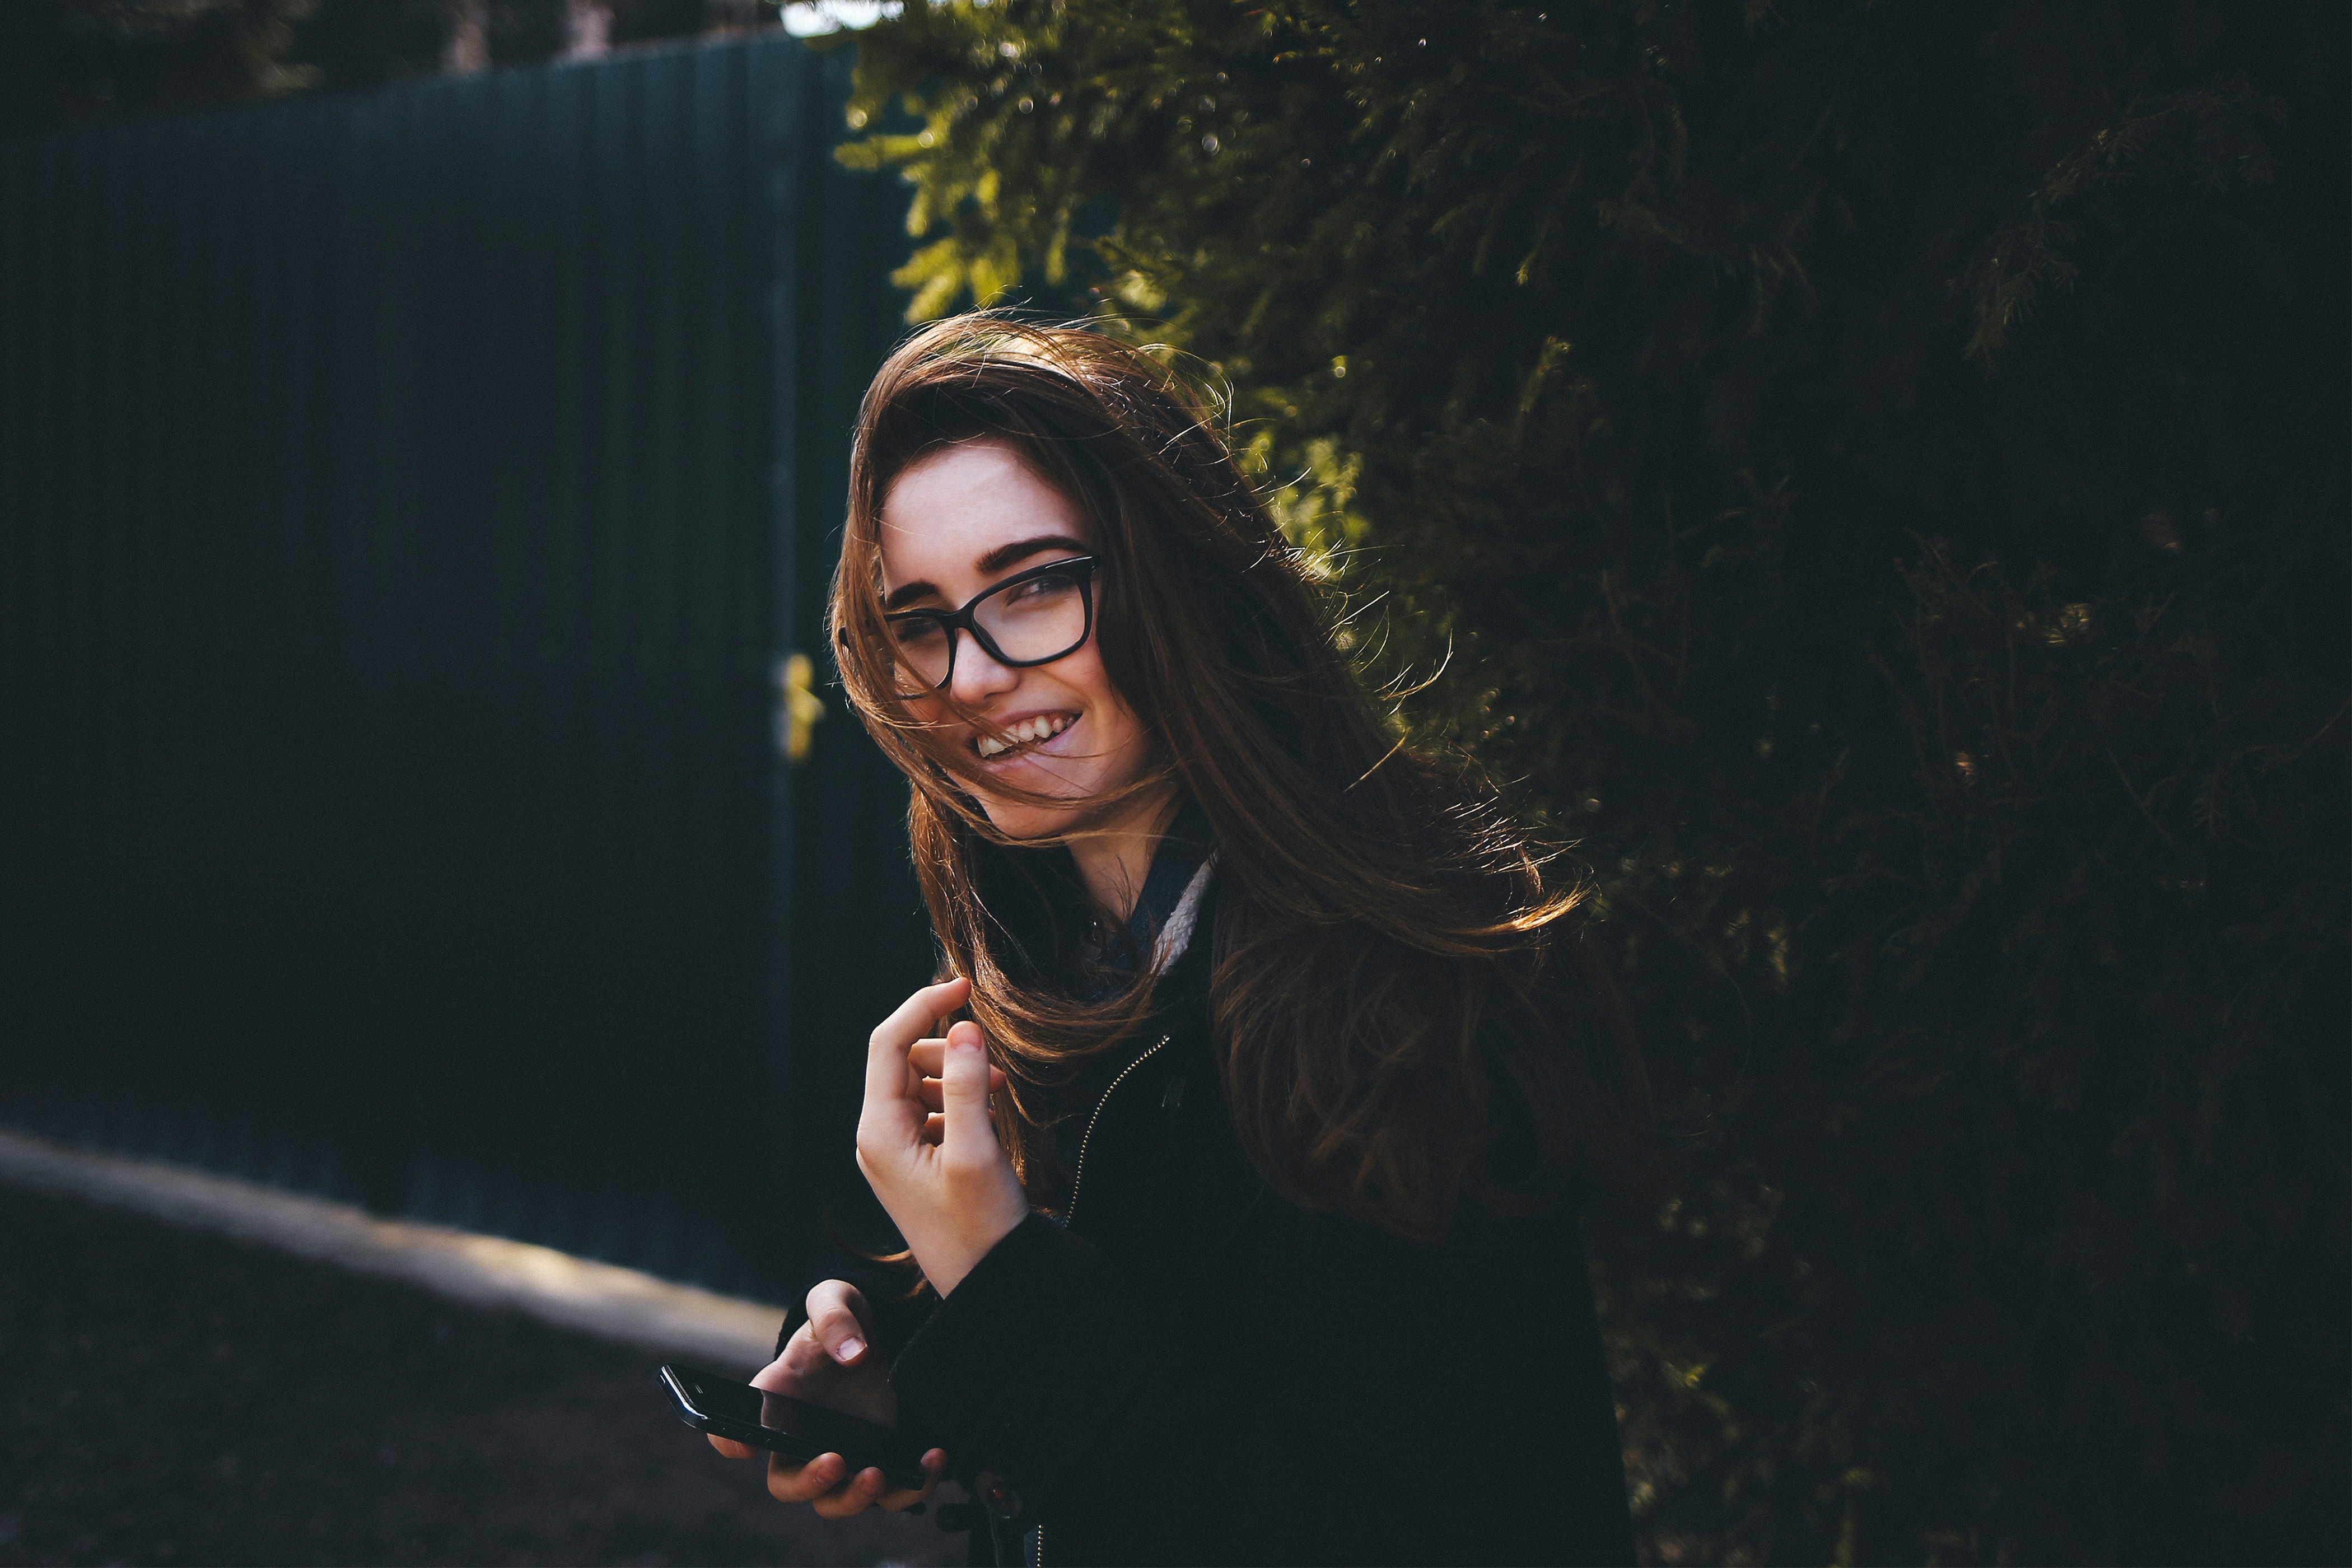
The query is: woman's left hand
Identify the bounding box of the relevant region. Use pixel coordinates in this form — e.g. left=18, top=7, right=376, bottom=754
left=856, top=976, right=1029, bottom=1298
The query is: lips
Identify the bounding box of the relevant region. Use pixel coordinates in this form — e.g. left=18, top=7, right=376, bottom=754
left=974, top=710, right=1077, bottom=760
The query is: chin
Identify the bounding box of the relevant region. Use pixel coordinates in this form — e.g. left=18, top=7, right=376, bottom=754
left=969, top=760, right=1133, bottom=841
left=976, top=794, right=1094, bottom=843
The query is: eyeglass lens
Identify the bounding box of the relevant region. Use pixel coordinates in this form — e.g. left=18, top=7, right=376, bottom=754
left=891, top=562, right=1091, bottom=691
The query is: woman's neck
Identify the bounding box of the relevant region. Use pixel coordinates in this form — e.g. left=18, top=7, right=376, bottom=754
left=1068, top=787, right=1183, bottom=922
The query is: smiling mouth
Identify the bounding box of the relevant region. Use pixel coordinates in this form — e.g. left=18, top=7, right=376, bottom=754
left=974, top=712, right=1077, bottom=760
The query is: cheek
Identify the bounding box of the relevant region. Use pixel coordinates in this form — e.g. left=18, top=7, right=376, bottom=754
left=1089, top=692, right=1158, bottom=787
left=1066, top=652, right=1146, bottom=757
left=895, top=696, right=955, bottom=750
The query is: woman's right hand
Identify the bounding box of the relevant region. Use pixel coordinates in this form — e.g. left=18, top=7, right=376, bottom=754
left=857, top=976, right=1029, bottom=1298
left=706, top=1279, right=947, bottom=1518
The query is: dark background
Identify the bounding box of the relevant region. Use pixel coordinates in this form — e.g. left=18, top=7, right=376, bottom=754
left=1, top=23, right=934, bottom=1304
left=0, top=1181, right=961, bottom=1566
left=1, top=3, right=2345, bottom=1565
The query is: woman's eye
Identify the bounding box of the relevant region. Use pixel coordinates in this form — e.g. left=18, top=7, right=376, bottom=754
left=891, top=618, right=946, bottom=648
left=1005, top=572, right=1077, bottom=606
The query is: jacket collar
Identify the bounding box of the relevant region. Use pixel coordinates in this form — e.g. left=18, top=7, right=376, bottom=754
left=1076, top=796, right=1216, bottom=990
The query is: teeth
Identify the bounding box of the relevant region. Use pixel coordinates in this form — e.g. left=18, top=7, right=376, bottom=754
left=974, top=713, right=1072, bottom=759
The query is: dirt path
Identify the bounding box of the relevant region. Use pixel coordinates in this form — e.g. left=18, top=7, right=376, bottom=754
left=0, top=1182, right=960, bottom=1567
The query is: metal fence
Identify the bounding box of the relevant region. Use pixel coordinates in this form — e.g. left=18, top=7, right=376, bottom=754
left=0, top=34, right=934, bottom=1299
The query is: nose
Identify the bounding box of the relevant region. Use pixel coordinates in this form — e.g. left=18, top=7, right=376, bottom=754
left=946, top=627, right=1019, bottom=709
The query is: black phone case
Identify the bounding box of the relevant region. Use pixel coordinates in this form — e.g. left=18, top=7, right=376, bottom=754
left=657, top=1366, right=930, bottom=1491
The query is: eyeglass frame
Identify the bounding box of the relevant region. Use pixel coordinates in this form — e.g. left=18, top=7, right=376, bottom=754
left=864, top=554, right=1100, bottom=695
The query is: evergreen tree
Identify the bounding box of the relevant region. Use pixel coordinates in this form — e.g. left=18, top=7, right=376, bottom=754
left=839, top=3, right=2350, bottom=1560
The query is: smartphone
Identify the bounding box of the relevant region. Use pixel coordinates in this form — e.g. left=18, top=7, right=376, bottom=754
left=658, top=1364, right=931, bottom=1491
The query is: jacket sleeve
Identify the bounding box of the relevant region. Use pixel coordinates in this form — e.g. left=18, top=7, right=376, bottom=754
left=886, top=1211, right=1179, bottom=1478
left=887, top=1194, right=1632, bottom=1566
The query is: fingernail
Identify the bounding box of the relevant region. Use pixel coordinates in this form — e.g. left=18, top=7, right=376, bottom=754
left=837, top=1337, right=866, bottom=1362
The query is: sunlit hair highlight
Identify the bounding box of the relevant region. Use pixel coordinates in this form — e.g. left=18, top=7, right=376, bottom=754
left=832, top=315, right=1640, bottom=1242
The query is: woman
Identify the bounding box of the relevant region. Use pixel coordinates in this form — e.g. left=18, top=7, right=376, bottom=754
left=710, top=316, right=1640, bottom=1566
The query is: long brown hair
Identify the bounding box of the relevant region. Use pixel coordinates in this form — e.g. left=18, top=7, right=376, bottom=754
left=831, top=315, right=1641, bottom=1243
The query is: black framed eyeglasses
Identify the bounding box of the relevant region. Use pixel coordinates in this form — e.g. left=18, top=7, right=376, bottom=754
left=876, top=555, right=1099, bottom=696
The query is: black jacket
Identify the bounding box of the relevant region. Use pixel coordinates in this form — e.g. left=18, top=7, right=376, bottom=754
left=788, top=921, right=1635, bottom=1567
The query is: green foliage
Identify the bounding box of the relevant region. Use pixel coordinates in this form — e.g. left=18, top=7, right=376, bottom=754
left=842, top=2, right=2349, bottom=1560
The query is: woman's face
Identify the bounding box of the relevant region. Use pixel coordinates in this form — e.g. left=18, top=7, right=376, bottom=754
left=876, top=440, right=1158, bottom=841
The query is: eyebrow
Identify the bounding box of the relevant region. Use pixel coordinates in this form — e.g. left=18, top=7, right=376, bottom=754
left=882, top=534, right=1091, bottom=612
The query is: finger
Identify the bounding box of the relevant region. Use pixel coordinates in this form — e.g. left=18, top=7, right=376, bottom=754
left=875, top=980, right=969, bottom=1059
left=749, top=1349, right=800, bottom=1392
left=809, top=1303, right=871, bottom=1368
left=805, top=1280, right=875, bottom=1366
left=708, top=1433, right=758, bottom=1460
left=768, top=1449, right=848, bottom=1506
left=879, top=1448, right=950, bottom=1512
left=865, top=979, right=971, bottom=1115
left=916, top=1070, right=1007, bottom=1113
left=810, top=1462, right=891, bottom=1520
left=940, top=1020, right=999, bottom=1154
left=921, top=1112, right=944, bottom=1145
left=908, top=1039, right=1009, bottom=1086
left=779, top=1328, right=832, bottom=1379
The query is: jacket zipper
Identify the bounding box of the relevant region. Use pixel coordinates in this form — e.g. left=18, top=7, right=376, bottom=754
left=1061, top=1032, right=1172, bottom=1227
left=1037, top=1031, right=1173, bottom=1568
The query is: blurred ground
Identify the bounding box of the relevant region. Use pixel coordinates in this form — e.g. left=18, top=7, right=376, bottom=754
left=0, top=1182, right=961, bottom=1567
